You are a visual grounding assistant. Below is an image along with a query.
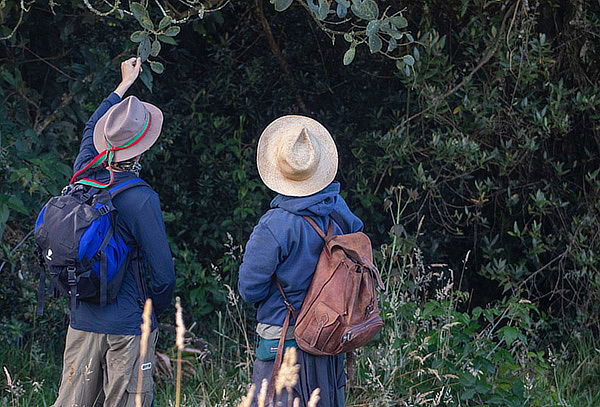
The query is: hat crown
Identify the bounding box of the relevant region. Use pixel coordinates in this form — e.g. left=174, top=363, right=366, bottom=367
left=277, top=127, right=321, bottom=181
left=103, top=96, right=149, bottom=148
left=257, top=115, right=338, bottom=197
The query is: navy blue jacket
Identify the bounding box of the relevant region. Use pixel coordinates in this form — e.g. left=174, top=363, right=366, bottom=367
left=238, top=182, right=363, bottom=326
left=71, top=92, right=175, bottom=335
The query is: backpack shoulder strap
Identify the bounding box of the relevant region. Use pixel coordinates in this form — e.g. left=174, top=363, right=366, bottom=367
left=302, top=216, right=332, bottom=240
left=267, top=278, right=298, bottom=403
left=107, top=178, right=150, bottom=197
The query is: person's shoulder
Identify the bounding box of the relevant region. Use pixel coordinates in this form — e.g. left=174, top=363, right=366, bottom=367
left=256, top=208, right=305, bottom=241
left=259, top=207, right=297, bottom=226
left=113, top=180, right=159, bottom=208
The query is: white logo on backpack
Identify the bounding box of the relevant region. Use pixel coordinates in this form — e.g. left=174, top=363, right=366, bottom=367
left=46, top=248, right=53, bottom=261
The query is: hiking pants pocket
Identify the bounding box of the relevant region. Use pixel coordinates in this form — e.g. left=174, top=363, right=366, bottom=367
left=123, top=330, right=158, bottom=407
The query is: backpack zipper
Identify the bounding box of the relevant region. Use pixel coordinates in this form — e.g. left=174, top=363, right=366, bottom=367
left=341, top=316, right=383, bottom=344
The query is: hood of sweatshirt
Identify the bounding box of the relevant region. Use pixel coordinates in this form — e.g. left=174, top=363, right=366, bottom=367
left=270, top=182, right=340, bottom=217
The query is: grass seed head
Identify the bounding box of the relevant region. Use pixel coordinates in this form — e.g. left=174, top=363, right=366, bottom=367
left=275, top=347, right=300, bottom=396
left=237, top=384, right=255, bottom=407
left=136, top=299, right=153, bottom=407
left=175, top=296, right=186, bottom=350
left=257, top=378, right=268, bottom=407
left=307, top=388, right=321, bottom=407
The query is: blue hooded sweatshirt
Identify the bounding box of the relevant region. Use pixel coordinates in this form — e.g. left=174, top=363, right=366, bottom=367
left=238, top=182, right=363, bottom=326
left=70, top=92, right=175, bottom=335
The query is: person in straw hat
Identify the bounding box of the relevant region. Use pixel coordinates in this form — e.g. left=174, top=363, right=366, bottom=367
left=53, top=57, right=175, bottom=407
left=238, top=115, right=364, bottom=406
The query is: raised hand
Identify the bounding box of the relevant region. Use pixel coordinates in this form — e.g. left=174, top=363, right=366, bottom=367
left=114, top=57, right=143, bottom=98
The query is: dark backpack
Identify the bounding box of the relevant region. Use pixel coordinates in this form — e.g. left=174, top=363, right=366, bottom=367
left=268, top=215, right=385, bottom=400
left=34, top=177, right=149, bottom=317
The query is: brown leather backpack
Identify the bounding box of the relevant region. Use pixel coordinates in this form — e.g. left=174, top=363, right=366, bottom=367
left=268, top=215, right=385, bottom=400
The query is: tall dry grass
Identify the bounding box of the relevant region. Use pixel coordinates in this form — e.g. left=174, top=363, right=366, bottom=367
left=135, top=298, right=321, bottom=407
left=136, top=299, right=153, bottom=407
left=236, top=345, right=320, bottom=407
left=175, top=296, right=186, bottom=407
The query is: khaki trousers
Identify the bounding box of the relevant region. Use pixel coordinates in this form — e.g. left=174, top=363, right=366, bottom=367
left=53, top=327, right=158, bottom=407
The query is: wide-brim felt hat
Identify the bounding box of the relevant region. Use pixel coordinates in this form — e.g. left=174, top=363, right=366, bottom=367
left=93, top=96, right=163, bottom=162
left=257, top=115, right=338, bottom=197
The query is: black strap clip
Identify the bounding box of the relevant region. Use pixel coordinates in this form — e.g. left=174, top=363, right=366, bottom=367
left=97, top=205, right=110, bottom=216
left=66, top=266, right=77, bottom=285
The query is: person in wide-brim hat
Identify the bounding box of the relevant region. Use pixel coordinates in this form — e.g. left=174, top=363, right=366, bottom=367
left=54, top=57, right=175, bottom=407
left=70, top=73, right=164, bottom=188
left=239, top=115, right=363, bottom=407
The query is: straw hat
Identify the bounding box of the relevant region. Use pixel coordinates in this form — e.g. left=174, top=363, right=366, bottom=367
left=257, top=115, right=338, bottom=197
left=93, top=96, right=164, bottom=162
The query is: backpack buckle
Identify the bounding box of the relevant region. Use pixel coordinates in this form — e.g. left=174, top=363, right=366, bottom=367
left=97, top=205, right=110, bottom=216
left=66, top=266, right=76, bottom=285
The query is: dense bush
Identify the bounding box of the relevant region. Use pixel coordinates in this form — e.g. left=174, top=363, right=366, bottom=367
left=0, top=0, right=599, bottom=404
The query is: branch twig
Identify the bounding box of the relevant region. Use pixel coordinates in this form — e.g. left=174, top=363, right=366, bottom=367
left=255, top=0, right=308, bottom=113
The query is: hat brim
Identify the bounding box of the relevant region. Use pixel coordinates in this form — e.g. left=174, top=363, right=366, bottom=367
left=257, top=115, right=338, bottom=197
left=93, top=101, right=164, bottom=162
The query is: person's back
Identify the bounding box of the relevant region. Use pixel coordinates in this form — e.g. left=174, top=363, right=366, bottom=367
left=239, top=181, right=363, bottom=329
left=68, top=171, right=173, bottom=335
left=238, top=115, right=362, bottom=407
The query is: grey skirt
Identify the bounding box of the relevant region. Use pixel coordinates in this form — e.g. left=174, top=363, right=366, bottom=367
left=251, top=349, right=346, bottom=407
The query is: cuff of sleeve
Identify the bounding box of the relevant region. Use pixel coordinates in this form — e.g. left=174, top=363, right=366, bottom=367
left=107, top=92, right=122, bottom=105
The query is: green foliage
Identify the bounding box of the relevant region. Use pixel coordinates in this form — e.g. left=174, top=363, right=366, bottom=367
left=348, top=188, right=553, bottom=405
left=270, top=0, right=415, bottom=68
left=0, top=0, right=599, bottom=403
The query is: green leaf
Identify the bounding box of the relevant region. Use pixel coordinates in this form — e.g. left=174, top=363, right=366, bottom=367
left=0, top=69, right=16, bottom=86
left=130, top=30, right=148, bottom=43
left=0, top=204, right=8, bottom=240
left=149, top=60, right=165, bottom=74
left=387, top=29, right=403, bottom=40
left=308, top=0, right=329, bottom=20
left=163, top=25, right=180, bottom=36
left=158, top=16, right=172, bottom=30
left=351, top=0, right=378, bottom=20
left=498, top=326, right=520, bottom=346
left=150, top=40, right=161, bottom=57
left=387, top=37, right=397, bottom=52
left=343, top=33, right=353, bottom=42
left=7, top=195, right=27, bottom=215
left=139, top=16, right=154, bottom=31
left=137, top=37, right=152, bottom=62
left=272, top=0, right=293, bottom=12
left=366, top=20, right=380, bottom=37
left=343, top=46, right=355, bottom=65
left=139, top=66, right=153, bottom=92
left=130, top=3, right=149, bottom=23
left=413, top=46, right=420, bottom=60
left=317, top=0, right=329, bottom=20
left=158, top=34, right=177, bottom=45
left=402, top=54, right=415, bottom=66
left=390, top=15, right=408, bottom=29
left=368, top=34, right=382, bottom=53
